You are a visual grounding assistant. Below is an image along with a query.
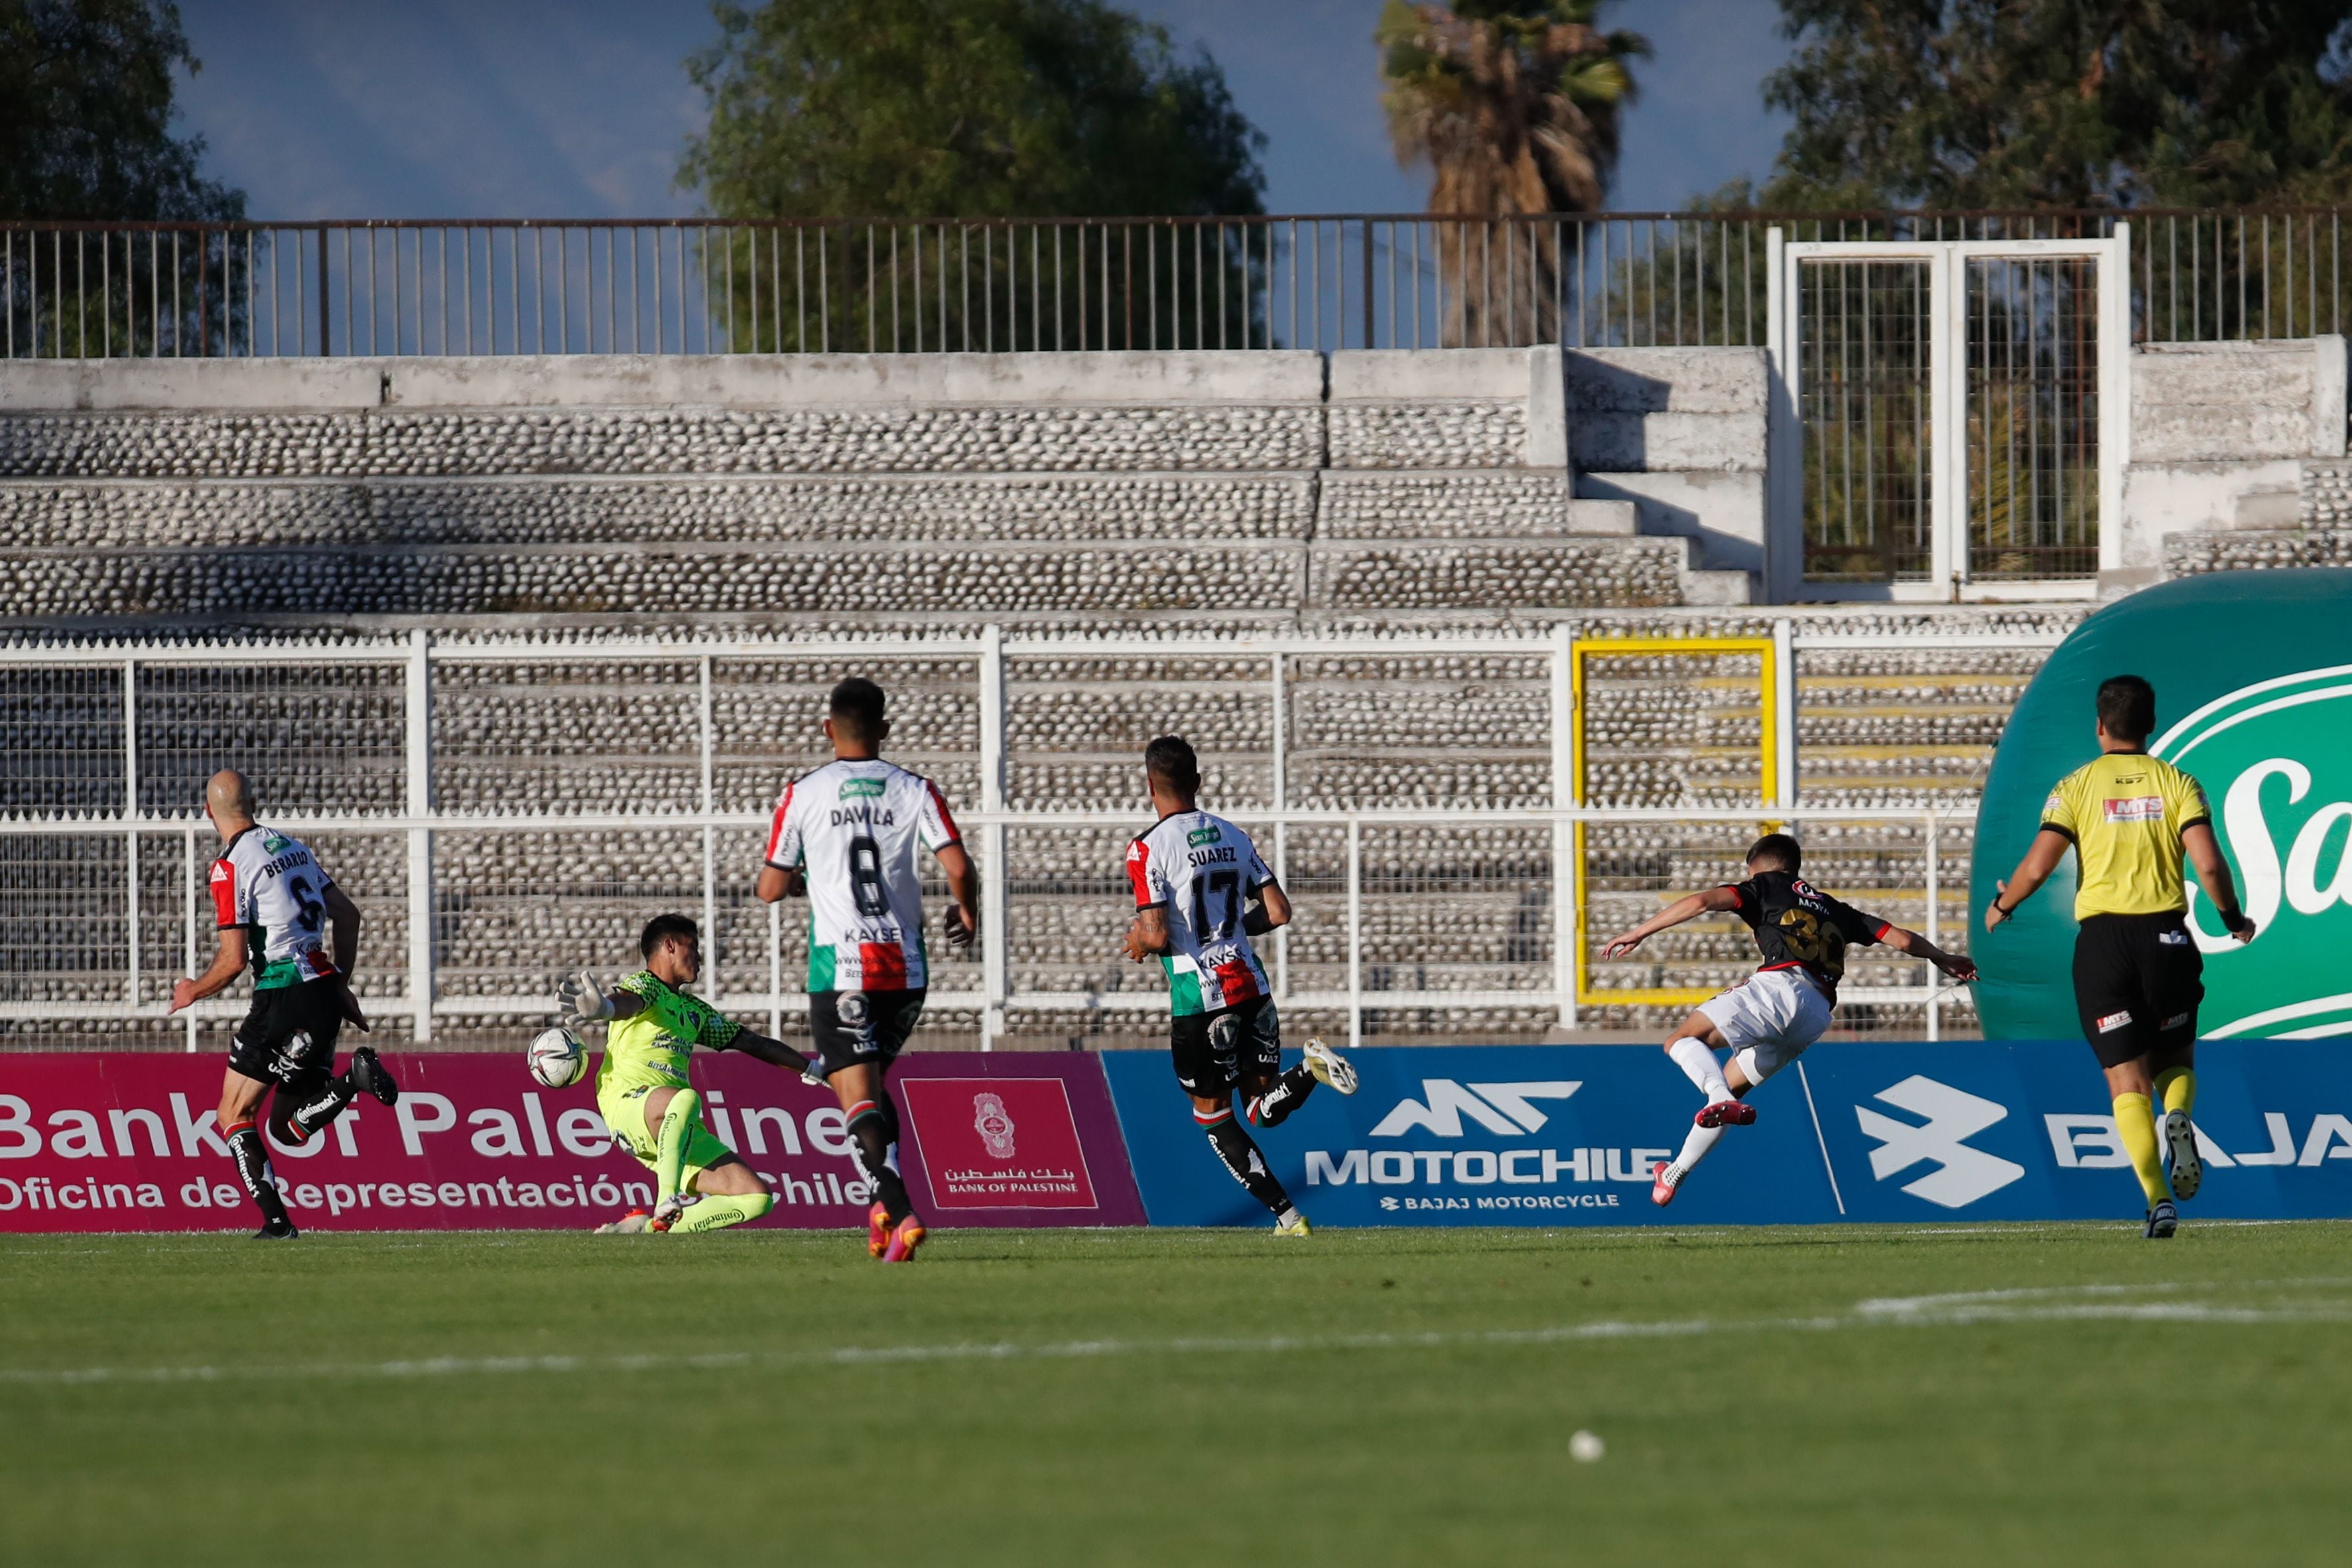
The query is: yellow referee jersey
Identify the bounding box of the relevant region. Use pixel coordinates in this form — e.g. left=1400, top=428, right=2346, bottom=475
left=2038, top=751, right=2213, bottom=920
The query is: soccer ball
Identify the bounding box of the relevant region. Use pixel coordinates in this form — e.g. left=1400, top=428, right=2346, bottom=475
left=527, top=1025, right=588, bottom=1088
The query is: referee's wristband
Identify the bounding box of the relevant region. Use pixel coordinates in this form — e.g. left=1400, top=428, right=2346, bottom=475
left=1989, top=899, right=2013, bottom=918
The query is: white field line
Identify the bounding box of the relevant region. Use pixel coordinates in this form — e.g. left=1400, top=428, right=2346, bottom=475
left=7, top=1281, right=2349, bottom=1389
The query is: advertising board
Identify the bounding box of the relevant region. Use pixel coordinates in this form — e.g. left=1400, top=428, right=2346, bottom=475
left=0, top=1052, right=1144, bottom=1232
left=1101, top=1041, right=2352, bottom=1226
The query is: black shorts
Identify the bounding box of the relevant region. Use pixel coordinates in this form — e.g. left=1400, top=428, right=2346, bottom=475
left=809, top=988, right=925, bottom=1078
left=226, top=978, right=345, bottom=1090
left=1169, top=996, right=1281, bottom=1097
left=2073, top=913, right=2203, bottom=1069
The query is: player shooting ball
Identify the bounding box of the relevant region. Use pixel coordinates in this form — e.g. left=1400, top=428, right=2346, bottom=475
left=1602, top=832, right=1977, bottom=1208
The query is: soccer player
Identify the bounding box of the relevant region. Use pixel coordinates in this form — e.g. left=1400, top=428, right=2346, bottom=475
left=1121, top=734, right=1357, bottom=1235
left=1986, top=674, right=2255, bottom=1238
left=558, top=914, right=819, bottom=1234
left=755, top=677, right=978, bottom=1264
left=1602, top=831, right=1977, bottom=1208
left=168, top=769, right=398, bottom=1240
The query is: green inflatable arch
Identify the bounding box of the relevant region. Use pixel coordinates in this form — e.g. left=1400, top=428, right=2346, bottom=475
left=1973, top=568, right=2352, bottom=1040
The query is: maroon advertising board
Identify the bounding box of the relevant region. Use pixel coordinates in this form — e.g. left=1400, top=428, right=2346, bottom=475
left=0, top=1052, right=1145, bottom=1232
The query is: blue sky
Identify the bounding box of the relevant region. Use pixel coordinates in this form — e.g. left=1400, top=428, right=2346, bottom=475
left=172, top=0, right=1794, bottom=219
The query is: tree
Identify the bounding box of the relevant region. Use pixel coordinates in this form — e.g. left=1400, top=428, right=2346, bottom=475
left=0, top=0, right=242, bottom=222
left=1377, top=1, right=1647, bottom=345
left=1, top=0, right=245, bottom=357
left=1764, top=2, right=2352, bottom=210
left=678, top=0, right=1266, bottom=352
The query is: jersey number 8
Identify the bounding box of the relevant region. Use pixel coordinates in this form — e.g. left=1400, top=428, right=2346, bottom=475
left=848, top=835, right=889, bottom=918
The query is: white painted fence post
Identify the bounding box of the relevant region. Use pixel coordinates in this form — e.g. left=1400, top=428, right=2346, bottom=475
left=978, top=626, right=1008, bottom=1050
left=123, top=658, right=139, bottom=1010
left=1550, top=623, right=1577, bottom=1035
left=405, top=629, right=434, bottom=1043
left=699, top=654, right=718, bottom=1006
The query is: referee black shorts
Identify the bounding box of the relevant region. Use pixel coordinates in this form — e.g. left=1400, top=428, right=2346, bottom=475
left=2072, top=912, right=2203, bottom=1069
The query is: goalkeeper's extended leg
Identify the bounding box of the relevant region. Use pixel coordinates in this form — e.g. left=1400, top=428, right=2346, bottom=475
left=667, top=1191, right=774, bottom=1233
left=653, top=1088, right=702, bottom=1208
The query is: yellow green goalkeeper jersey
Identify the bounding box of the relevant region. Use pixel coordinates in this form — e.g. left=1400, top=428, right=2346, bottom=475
left=594, top=970, right=742, bottom=1098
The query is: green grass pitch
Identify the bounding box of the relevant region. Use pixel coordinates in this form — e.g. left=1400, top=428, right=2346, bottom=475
left=5, top=1222, right=2349, bottom=1566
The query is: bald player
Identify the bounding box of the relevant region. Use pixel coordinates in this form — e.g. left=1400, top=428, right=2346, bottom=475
left=170, top=770, right=398, bottom=1239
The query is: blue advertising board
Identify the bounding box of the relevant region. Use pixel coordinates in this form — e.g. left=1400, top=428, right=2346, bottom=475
left=1101, top=1041, right=2352, bottom=1227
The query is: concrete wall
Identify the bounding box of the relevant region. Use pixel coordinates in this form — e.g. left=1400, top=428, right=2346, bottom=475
left=2118, top=336, right=2349, bottom=583
left=0, top=346, right=1750, bottom=625
left=1563, top=347, right=1769, bottom=577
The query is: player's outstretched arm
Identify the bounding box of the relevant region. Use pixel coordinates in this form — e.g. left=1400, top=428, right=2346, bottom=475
left=754, top=864, right=806, bottom=903
left=170, top=929, right=248, bottom=1013
left=1985, top=828, right=2069, bottom=931
left=720, top=1027, right=817, bottom=1078
left=935, top=841, right=980, bottom=948
left=557, top=970, right=642, bottom=1025
left=2183, top=822, right=2256, bottom=943
left=1877, top=925, right=1979, bottom=984
left=1123, top=905, right=1171, bottom=962
left=1601, top=886, right=1739, bottom=960
left=322, top=882, right=369, bottom=1031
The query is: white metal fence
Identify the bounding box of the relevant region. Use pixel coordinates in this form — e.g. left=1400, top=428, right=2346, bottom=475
left=0, top=625, right=2059, bottom=1050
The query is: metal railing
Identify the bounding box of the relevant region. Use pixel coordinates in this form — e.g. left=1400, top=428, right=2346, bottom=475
left=4, top=210, right=2346, bottom=359
left=0, top=624, right=2058, bottom=1051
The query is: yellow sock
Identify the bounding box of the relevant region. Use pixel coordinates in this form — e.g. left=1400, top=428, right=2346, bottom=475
left=655, top=1089, right=700, bottom=1206
left=2113, top=1092, right=2167, bottom=1207
left=2154, top=1067, right=2195, bottom=1117
left=667, top=1191, right=773, bottom=1234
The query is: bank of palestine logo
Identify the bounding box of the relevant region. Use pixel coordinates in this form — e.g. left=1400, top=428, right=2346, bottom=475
left=2152, top=664, right=2352, bottom=1037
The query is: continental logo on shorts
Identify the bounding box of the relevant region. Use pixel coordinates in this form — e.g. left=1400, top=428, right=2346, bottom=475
left=2102, top=795, right=2164, bottom=822
left=2096, top=1009, right=2134, bottom=1033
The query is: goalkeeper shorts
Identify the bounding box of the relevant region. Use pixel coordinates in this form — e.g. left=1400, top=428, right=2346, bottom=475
left=598, top=1084, right=735, bottom=1185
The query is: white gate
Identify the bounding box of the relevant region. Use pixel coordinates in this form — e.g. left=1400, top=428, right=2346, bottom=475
left=1768, top=231, right=2130, bottom=602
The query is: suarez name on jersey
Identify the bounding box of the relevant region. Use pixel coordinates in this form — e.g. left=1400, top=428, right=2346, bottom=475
left=1126, top=811, right=1275, bottom=1017
left=209, top=824, right=340, bottom=989
left=764, top=759, right=961, bottom=992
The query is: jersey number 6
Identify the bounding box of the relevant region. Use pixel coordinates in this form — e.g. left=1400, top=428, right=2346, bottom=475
left=286, top=873, right=327, bottom=936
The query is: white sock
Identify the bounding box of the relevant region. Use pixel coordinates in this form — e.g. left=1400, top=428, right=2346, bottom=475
left=1667, top=1037, right=1732, bottom=1103
left=1671, top=1120, right=1725, bottom=1177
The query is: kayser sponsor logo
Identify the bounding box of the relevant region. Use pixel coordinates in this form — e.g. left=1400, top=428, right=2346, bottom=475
left=1305, top=1080, right=1667, bottom=1213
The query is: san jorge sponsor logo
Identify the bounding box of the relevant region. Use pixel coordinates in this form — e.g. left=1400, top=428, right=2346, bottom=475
left=2152, top=668, right=2352, bottom=1034
left=1975, top=570, right=2352, bottom=1041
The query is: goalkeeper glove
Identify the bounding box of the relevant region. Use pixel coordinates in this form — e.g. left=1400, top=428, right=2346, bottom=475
left=556, top=970, right=614, bottom=1023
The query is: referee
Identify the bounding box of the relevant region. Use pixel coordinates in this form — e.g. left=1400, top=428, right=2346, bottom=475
left=1985, top=675, right=2255, bottom=1238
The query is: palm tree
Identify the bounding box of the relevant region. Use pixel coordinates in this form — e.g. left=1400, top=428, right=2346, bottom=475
left=1378, top=1, right=1646, bottom=346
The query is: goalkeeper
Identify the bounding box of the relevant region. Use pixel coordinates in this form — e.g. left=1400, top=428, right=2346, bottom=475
left=557, top=913, right=820, bottom=1234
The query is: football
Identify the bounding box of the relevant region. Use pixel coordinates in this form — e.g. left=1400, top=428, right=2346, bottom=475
left=526, top=1025, right=588, bottom=1088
